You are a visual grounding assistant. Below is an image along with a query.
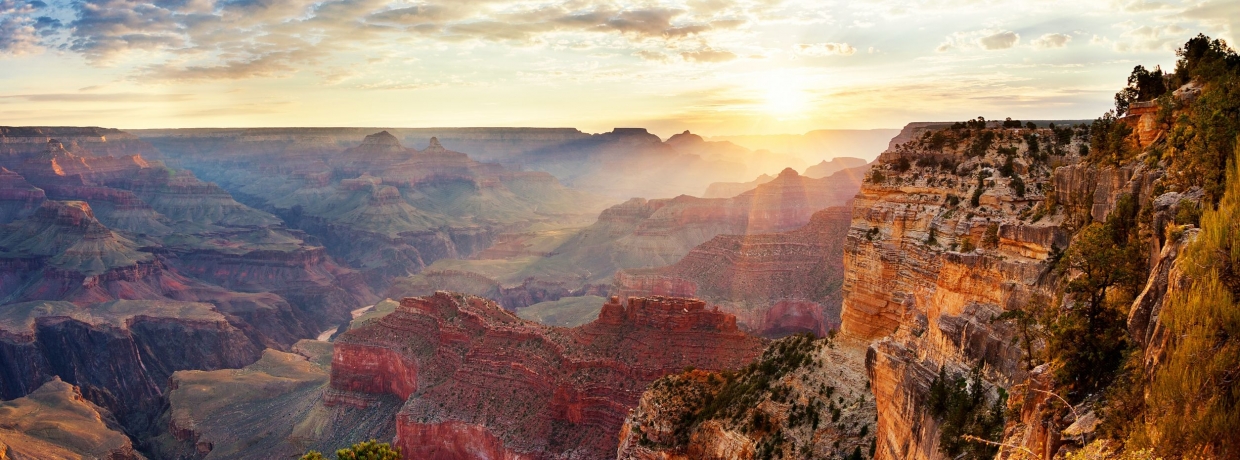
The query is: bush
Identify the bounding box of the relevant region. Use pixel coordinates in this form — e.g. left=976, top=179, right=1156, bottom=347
left=960, top=237, right=976, bottom=253
left=1010, top=176, right=1026, bottom=198
left=982, top=224, right=1000, bottom=249
left=1138, top=149, right=1240, bottom=457
left=302, top=440, right=401, bottom=460
left=1088, top=111, right=1135, bottom=166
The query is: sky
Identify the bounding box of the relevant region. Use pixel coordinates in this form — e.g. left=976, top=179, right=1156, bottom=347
left=0, top=0, right=1237, bottom=136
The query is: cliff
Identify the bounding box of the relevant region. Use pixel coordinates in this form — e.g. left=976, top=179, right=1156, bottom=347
left=0, top=299, right=264, bottom=438
left=521, top=166, right=865, bottom=287
left=0, top=127, right=378, bottom=451
left=328, top=292, right=766, bottom=459
left=155, top=340, right=400, bottom=459
left=616, top=207, right=854, bottom=337
left=617, top=334, right=877, bottom=460
left=0, top=378, right=139, bottom=460
left=839, top=122, right=1089, bottom=459
left=143, top=130, right=605, bottom=284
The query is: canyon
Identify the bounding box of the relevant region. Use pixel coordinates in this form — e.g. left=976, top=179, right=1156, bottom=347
left=616, top=206, right=854, bottom=338
left=327, top=293, right=767, bottom=459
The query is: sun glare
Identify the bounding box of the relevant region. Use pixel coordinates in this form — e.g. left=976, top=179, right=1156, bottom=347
left=760, top=78, right=811, bottom=118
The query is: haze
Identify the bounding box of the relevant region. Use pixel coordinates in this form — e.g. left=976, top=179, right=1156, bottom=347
left=1, top=0, right=1235, bottom=135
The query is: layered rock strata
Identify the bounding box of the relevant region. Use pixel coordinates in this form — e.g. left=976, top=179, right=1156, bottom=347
left=523, top=166, right=866, bottom=287
left=837, top=119, right=1175, bottom=459
left=329, top=292, right=766, bottom=459
left=616, top=207, right=854, bottom=337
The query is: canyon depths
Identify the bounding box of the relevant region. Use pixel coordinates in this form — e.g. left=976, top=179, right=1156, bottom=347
left=0, top=124, right=879, bottom=458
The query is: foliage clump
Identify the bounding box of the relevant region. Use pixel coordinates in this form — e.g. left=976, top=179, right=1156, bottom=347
left=301, top=440, right=401, bottom=460
left=1135, top=149, right=1240, bottom=458
left=926, top=367, right=1006, bottom=460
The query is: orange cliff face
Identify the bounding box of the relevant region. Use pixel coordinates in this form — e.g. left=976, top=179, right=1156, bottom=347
left=328, top=292, right=766, bottom=459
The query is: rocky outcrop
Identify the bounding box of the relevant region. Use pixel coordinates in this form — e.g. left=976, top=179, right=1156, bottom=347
left=0, top=300, right=263, bottom=436
left=616, top=207, right=854, bottom=337
left=157, top=341, right=400, bottom=459
left=617, top=334, right=878, bottom=460
left=703, top=173, right=775, bottom=199
left=0, top=377, right=140, bottom=460
left=329, top=293, right=766, bottom=459
left=836, top=123, right=1098, bottom=460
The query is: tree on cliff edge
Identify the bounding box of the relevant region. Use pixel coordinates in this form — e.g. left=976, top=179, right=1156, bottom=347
left=301, top=440, right=401, bottom=460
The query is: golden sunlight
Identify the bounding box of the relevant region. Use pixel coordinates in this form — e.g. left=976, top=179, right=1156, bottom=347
left=759, top=75, right=811, bottom=118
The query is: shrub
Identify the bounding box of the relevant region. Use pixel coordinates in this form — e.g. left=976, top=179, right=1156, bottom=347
left=1138, top=149, right=1240, bottom=457
left=302, top=440, right=401, bottom=460
left=960, top=237, right=976, bottom=253
left=1010, top=176, right=1026, bottom=198
left=982, top=223, right=1000, bottom=249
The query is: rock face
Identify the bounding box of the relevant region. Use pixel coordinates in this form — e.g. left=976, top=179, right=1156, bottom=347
left=523, top=166, right=866, bottom=287
left=0, top=377, right=139, bottom=460
left=0, top=299, right=263, bottom=436
left=616, top=207, right=854, bottom=337
left=0, top=127, right=377, bottom=448
left=835, top=122, right=1161, bottom=460
left=328, top=293, right=766, bottom=459
left=617, top=334, right=878, bottom=460
left=157, top=340, right=401, bottom=459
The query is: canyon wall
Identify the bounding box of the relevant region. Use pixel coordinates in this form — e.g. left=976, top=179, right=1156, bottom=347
left=616, top=207, right=854, bottom=337
left=837, top=116, right=1172, bottom=459
left=328, top=292, right=766, bottom=459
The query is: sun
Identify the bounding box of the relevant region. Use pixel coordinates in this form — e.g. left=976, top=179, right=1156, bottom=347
left=760, top=77, right=812, bottom=118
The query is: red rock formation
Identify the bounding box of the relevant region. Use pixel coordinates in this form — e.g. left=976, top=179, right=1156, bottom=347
left=329, top=292, right=766, bottom=459
left=616, top=207, right=854, bottom=337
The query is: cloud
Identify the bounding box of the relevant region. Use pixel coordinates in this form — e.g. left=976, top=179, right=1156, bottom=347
left=1112, top=23, right=1188, bottom=52
left=793, top=42, right=856, bottom=56
left=978, top=30, right=1019, bottom=50
left=0, top=0, right=45, bottom=55
left=681, top=47, right=736, bottom=63
left=4, top=0, right=760, bottom=79
left=0, top=92, right=194, bottom=102
left=937, top=28, right=1020, bottom=52
left=633, top=49, right=670, bottom=62
left=1032, top=33, right=1072, bottom=49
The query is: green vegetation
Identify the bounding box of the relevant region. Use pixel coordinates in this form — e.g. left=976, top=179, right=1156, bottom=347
left=301, top=440, right=401, bottom=460
left=1051, top=193, right=1145, bottom=399
left=990, top=35, right=1239, bottom=458
left=926, top=367, right=1006, bottom=460
left=1114, top=65, right=1167, bottom=117
left=970, top=170, right=989, bottom=208
left=1134, top=148, right=1240, bottom=458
